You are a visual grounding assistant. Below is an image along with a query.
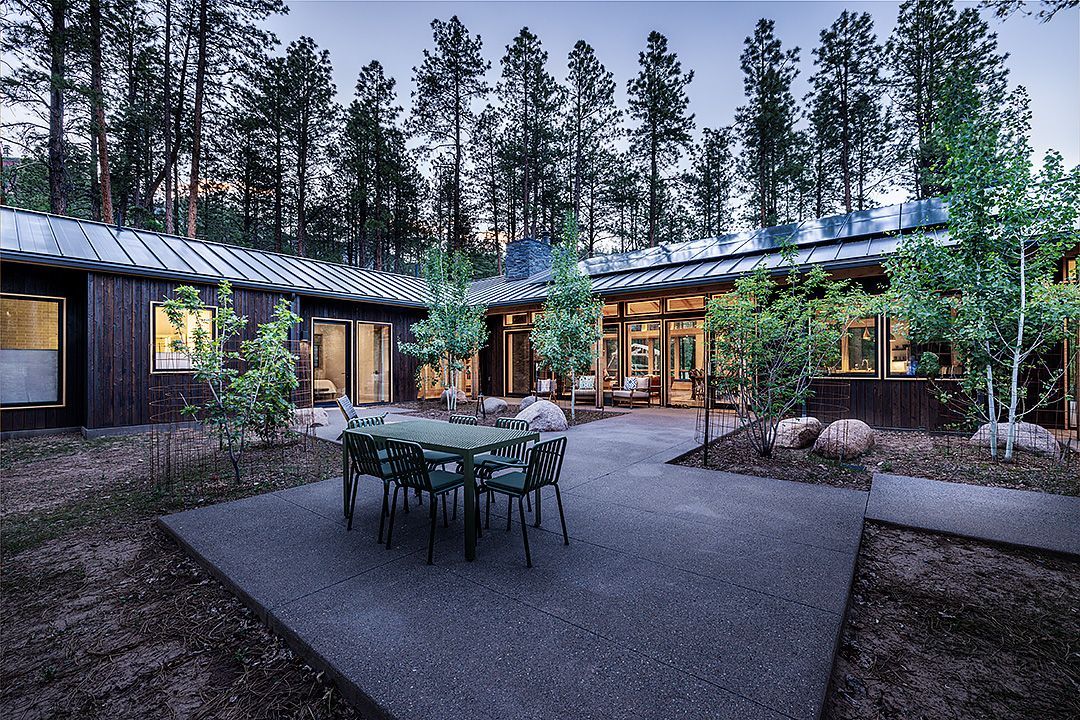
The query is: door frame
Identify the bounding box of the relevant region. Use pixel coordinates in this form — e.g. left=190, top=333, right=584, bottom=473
left=354, top=321, right=394, bottom=405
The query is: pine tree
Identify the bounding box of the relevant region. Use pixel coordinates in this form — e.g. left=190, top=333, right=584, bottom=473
left=411, top=16, right=489, bottom=251
left=887, top=0, right=1008, bottom=198
left=736, top=19, right=801, bottom=228
left=626, top=31, right=694, bottom=247
left=565, top=40, right=619, bottom=238
left=688, top=128, right=735, bottom=237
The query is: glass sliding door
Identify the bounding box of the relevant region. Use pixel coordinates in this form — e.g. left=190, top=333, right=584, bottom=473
left=505, top=330, right=533, bottom=395
left=312, top=320, right=351, bottom=404
left=667, top=319, right=705, bottom=407
left=626, top=321, right=661, bottom=378
left=600, top=324, right=620, bottom=399
left=356, top=323, right=391, bottom=403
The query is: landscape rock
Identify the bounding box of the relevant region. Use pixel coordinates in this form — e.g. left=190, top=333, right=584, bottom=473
left=968, top=422, right=1061, bottom=458
left=482, top=397, right=508, bottom=415
left=813, top=419, right=875, bottom=459
left=293, top=407, right=329, bottom=427
left=515, top=399, right=568, bottom=432
left=775, top=417, right=823, bottom=449
left=439, top=388, right=468, bottom=405
left=518, top=395, right=538, bottom=410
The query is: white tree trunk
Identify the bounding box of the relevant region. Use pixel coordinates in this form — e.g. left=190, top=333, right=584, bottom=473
left=986, top=363, right=998, bottom=459
left=570, top=369, right=576, bottom=423
left=1005, top=243, right=1027, bottom=461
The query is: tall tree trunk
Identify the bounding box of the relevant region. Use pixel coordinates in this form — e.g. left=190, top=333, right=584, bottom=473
left=47, top=0, right=67, bottom=214
left=163, top=0, right=173, bottom=232
left=648, top=129, right=658, bottom=246
left=89, top=0, right=114, bottom=222
left=185, top=0, right=208, bottom=237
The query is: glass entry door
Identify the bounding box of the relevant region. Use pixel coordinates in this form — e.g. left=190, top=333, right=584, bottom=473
left=667, top=319, right=705, bottom=407
left=626, top=322, right=661, bottom=379
left=356, top=323, right=391, bottom=403
left=312, top=320, right=351, bottom=404
left=506, top=331, right=533, bottom=395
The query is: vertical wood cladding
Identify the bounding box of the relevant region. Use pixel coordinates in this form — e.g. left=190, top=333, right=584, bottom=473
left=1, top=263, right=87, bottom=432
left=297, top=296, right=425, bottom=404
left=85, top=273, right=288, bottom=429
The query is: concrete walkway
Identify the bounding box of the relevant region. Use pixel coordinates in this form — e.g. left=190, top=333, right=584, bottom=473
left=867, top=473, right=1080, bottom=556
left=161, top=408, right=867, bottom=720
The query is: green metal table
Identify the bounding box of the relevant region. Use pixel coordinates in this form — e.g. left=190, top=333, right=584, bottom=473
left=343, top=419, right=540, bottom=560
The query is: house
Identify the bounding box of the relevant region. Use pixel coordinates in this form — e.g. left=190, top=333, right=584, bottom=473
left=2, top=201, right=1076, bottom=438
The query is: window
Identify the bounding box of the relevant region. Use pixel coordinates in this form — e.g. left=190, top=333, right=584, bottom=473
left=504, top=312, right=531, bottom=326
left=1067, top=258, right=1077, bottom=284
left=1, top=295, right=65, bottom=408
left=601, top=324, right=619, bottom=392
left=356, top=323, right=392, bottom=403
left=666, top=296, right=705, bottom=312
left=626, top=322, right=661, bottom=376
left=152, top=302, right=214, bottom=372
left=887, top=317, right=963, bottom=379
left=602, top=303, right=619, bottom=317
left=825, top=316, right=878, bottom=376
left=625, top=299, right=661, bottom=316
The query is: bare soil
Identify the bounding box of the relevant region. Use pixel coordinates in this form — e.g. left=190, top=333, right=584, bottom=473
left=674, top=428, right=1078, bottom=495
left=826, top=524, right=1080, bottom=720
left=0, top=431, right=359, bottom=720
left=393, top=399, right=617, bottom=427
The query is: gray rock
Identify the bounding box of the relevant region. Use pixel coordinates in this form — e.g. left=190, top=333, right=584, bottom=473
left=293, top=407, right=329, bottom=427
left=969, top=421, right=1061, bottom=458
left=482, top=397, right=508, bottom=415
left=813, top=419, right=875, bottom=459
left=515, top=399, right=568, bottom=432
left=775, top=417, right=822, bottom=449
left=518, top=395, right=538, bottom=410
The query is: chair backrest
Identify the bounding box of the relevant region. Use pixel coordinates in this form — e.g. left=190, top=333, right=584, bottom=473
left=337, top=395, right=359, bottom=421
left=347, top=414, right=386, bottom=429
left=449, top=414, right=477, bottom=426
left=383, top=439, right=431, bottom=491
left=495, top=417, right=531, bottom=462
left=344, top=432, right=385, bottom=480
left=523, top=436, right=567, bottom=493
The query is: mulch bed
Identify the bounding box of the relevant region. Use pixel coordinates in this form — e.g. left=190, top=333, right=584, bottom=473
left=825, top=523, right=1080, bottom=720
left=392, top=399, right=615, bottom=427
left=674, top=427, right=1078, bottom=496
left=0, top=431, right=359, bottom=720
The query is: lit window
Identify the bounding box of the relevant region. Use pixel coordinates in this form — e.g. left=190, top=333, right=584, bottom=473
left=1067, top=258, right=1077, bottom=284
left=625, top=300, right=661, bottom=316
left=602, top=303, right=619, bottom=317
left=666, top=296, right=705, bottom=312
left=1, top=295, right=64, bottom=407
left=152, top=302, right=214, bottom=372
left=825, top=317, right=878, bottom=376
left=887, top=317, right=963, bottom=379
left=504, top=312, right=531, bottom=326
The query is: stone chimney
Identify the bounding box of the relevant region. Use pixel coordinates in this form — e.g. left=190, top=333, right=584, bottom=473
left=504, top=235, right=553, bottom=281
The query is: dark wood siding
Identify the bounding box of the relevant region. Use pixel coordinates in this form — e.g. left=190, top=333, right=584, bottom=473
left=86, top=273, right=287, bottom=429
left=298, top=296, right=424, bottom=404
left=806, top=379, right=964, bottom=430
left=1, top=263, right=87, bottom=432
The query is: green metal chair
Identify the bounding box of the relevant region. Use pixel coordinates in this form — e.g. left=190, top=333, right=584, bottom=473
left=342, top=415, right=386, bottom=515
left=484, top=436, right=569, bottom=568
left=418, top=414, right=474, bottom=471
left=383, top=439, right=474, bottom=565
left=343, top=431, right=396, bottom=541
left=449, top=414, right=478, bottom=426
left=452, top=416, right=533, bottom=523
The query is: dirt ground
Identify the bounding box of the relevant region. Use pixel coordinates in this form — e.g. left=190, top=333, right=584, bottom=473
left=826, top=524, right=1080, bottom=720
left=393, top=399, right=617, bottom=427
left=1, top=431, right=359, bottom=720
left=674, top=428, right=1078, bottom=495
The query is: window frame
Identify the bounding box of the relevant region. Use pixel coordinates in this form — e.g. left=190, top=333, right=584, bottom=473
left=821, top=315, right=881, bottom=379
left=355, top=320, right=394, bottom=404
left=503, top=312, right=532, bottom=326
left=665, top=295, right=706, bottom=313
left=625, top=299, right=662, bottom=316
left=884, top=315, right=963, bottom=380
left=0, top=292, right=66, bottom=410
left=150, top=300, right=217, bottom=375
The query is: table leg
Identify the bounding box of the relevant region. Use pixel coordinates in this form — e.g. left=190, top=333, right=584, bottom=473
left=463, top=452, right=476, bottom=561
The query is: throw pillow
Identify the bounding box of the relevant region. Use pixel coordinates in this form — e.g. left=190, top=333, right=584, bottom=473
left=636, top=376, right=652, bottom=390
left=579, top=375, right=595, bottom=390
left=623, top=377, right=638, bottom=391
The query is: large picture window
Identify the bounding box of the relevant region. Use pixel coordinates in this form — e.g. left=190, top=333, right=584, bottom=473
left=152, top=302, right=214, bottom=372
left=1, top=294, right=65, bottom=408
left=886, top=317, right=963, bottom=379
left=824, top=316, right=878, bottom=376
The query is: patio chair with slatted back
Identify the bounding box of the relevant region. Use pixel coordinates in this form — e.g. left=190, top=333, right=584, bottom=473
left=343, top=431, right=396, bottom=541
left=341, top=414, right=387, bottom=503
left=336, top=395, right=359, bottom=422
left=451, top=416, right=532, bottom=522
left=382, top=439, right=469, bottom=565
left=449, top=414, right=477, bottom=425
left=483, top=436, right=569, bottom=568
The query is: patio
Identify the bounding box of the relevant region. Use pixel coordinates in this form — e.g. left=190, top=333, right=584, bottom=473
left=161, top=409, right=868, bottom=720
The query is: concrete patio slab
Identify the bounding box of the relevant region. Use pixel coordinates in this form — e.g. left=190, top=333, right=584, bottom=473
left=867, top=473, right=1080, bottom=556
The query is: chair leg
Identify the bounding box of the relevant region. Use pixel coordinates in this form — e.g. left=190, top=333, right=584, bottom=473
left=378, top=481, right=390, bottom=543
left=554, top=484, right=569, bottom=545
left=442, top=493, right=449, bottom=528
left=534, top=489, right=542, bottom=527
left=385, top=485, right=400, bottom=549
left=506, top=496, right=513, bottom=531
left=518, top=497, right=532, bottom=568
left=452, top=487, right=458, bottom=520
left=526, top=492, right=532, bottom=512
left=347, top=473, right=361, bottom=531
left=485, top=490, right=491, bottom=528
left=404, top=487, right=410, bottom=513
left=427, top=493, right=437, bottom=565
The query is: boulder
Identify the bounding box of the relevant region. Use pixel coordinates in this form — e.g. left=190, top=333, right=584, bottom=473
left=293, top=407, right=329, bottom=427
left=482, top=396, right=508, bottom=415
left=518, top=395, right=538, bottom=410
left=968, top=422, right=1061, bottom=458
left=813, top=419, right=875, bottom=459
left=515, top=399, right=568, bottom=432
left=775, top=417, right=823, bottom=449
left=439, top=388, right=468, bottom=405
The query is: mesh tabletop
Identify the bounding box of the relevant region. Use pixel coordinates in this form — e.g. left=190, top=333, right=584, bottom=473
left=345, top=419, right=538, bottom=454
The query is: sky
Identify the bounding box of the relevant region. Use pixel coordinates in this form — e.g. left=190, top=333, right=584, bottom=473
left=265, top=0, right=1080, bottom=189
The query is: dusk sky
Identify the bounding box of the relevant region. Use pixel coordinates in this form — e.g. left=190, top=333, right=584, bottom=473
left=265, top=0, right=1080, bottom=196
